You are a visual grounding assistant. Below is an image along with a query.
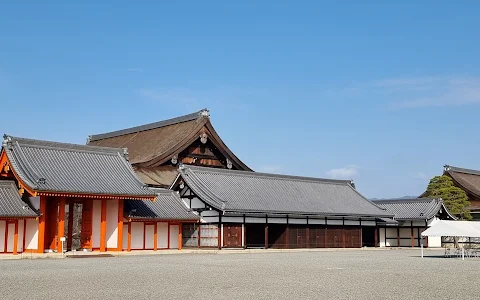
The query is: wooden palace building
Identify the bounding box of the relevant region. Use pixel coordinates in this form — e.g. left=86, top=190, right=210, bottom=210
left=442, top=165, right=480, bottom=220
left=1, top=109, right=447, bottom=253
left=0, top=135, right=197, bottom=254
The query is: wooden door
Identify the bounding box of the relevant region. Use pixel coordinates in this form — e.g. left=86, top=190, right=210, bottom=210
left=223, top=224, right=242, bottom=248
left=81, top=200, right=93, bottom=249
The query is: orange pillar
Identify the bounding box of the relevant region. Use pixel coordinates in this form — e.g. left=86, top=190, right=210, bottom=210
left=13, top=220, right=18, bottom=255
left=57, top=197, right=65, bottom=253
left=100, top=199, right=107, bottom=252
left=127, top=221, right=131, bottom=252
left=67, top=201, right=74, bottom=250
left=153, top=222, right=158, bottom=251
left=37, top=196, right=47, bottom=253
left=117, top=200, right=124, bottom=251
left=178, top=223, right=183, bottom=250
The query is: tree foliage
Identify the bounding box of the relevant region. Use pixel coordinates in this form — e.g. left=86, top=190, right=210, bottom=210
left=424, top=175, right=472, bottom=220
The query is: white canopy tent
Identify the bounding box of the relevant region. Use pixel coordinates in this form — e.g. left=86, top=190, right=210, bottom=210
left=421, top=220, right=480, bottom=259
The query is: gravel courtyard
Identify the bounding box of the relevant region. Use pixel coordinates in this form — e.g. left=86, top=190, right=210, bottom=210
left=1, top=249, right=479, bottom=300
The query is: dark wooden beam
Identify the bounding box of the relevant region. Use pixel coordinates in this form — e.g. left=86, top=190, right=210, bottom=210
left=264, top=215, right=268, bottom=249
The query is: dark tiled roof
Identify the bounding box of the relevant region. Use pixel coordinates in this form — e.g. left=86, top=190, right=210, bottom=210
left=371, top=198, right=453, bottom=220
left=178, top=166, right=392, bottom=218
left=2, top=135, right=155, bottom=198
left=444, top=165, right=480, bottom=199
left=0, top=181, right=38, bottom=217
left=89, top=110, right=207, bottom=142
left=133, top=166, right=179, bottom=188
left=125, top=188, right=198, bottom=221
left=87, top=109, right=252, bottom=170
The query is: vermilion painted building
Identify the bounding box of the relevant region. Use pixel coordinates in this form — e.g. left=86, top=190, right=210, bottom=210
left=0, top=135, right=197, bottom=254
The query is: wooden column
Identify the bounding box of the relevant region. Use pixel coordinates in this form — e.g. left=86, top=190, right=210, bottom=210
left=13, top=220, right=18, bottom=255
left=100, top=199, right=107, bottom=252
left=37, top=196, right=47, bottom=253
left=4, top=222, right=8, bottom=253
left=57, top=197, right=65, bottom=253
left=374, top=227, right=378, bottom=247
left=153, top=222, right=158, bottom=251
left=264, top=224, right=268, bottom=249
left=197, top=223, right=201, bottom=248
left=396, top=227, right=400, bottom=247
left=178, top=223, right=182, bottom=250
left=127, top=221, right=131, bottom=252
left=67, top=201, right=74, bottom=250
left=218, top=215, right=222, bottom=250
left=167, top=222, right=171, bottom=249
left=117, top=200, right=124, bottom=251
left=22, top=219, right=27, bottom=252
left=243, top=218, right=247, bottom=249
left=410, top=222, right=414, bottom=247
left=306, top=217, right=310, bottom=248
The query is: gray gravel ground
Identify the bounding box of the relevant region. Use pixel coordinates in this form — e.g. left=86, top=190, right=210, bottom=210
left=0, top=249, right=479, bottom=300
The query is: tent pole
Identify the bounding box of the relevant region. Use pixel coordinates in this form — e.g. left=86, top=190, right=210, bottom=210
left=462, top=247, right=464, bottom=260
left=421, top=242, right=424, bottom=258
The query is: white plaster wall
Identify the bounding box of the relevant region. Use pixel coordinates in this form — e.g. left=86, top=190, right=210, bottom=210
left=29, top=197, right=40, bottom=210
left=344, top=220, right=360, bottom=226
left=190, top=198, right=206, bottom=209
left=308, top=218, right=326, bottom=225
left=412, top=220, right=427, bottom=227
left=379, top=228, right=386, bottom=247
left=268, top=218, right=287, bottom=224
left=361, top=220, right=376, bottom=226
left=202, top=216, right=219, bottom=223
left=106, top=200, right=119, bottom=249
left=169, top=225, right=179, bottom=249
left=399, top=228, right=411, bottom=238
left=289, top=218, right=307, bottom=224
left=92, top=200, right=102, bottom=248
left=25, top=219, right=38, bottom=250
left=0, top=221, right=5, bottom=252
left=222, top=216, right=243, bottom=223
left=326, top=219, right=343, bottom=225
left=158, top=222, right=168, bottom=249
left=245, top=217, right=266, bottom=223
left=131, top=222, right=144, bottom=249
left=18, top=221, right=24, bottom=252
left=145, top=224, right=154, bottom=249
left=122, top=223, right=128, bottom=250
left=6, top=223, right=14, bottom=252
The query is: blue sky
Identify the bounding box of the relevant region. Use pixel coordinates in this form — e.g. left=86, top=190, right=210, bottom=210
left=1, top=1, right=480, bottom=198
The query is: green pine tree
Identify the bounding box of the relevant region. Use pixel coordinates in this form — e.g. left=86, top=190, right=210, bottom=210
left=424, top=175, right=472, bottom=220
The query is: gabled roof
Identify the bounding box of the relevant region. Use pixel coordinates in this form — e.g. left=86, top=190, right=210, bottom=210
left=0, top=180, right=38, bottom=217
left=133, top=165, right=179, bottom=188
left=444, top=165, right=480, bottom=199
left=1, top=135, right=155, bottom=199
left=125, top=188, right=198, bottom=221
left=87, top=109, right=251, bottom=170
left=371, top=198, right=455, bottom=220
left=177, top=166, right=392, bottom=218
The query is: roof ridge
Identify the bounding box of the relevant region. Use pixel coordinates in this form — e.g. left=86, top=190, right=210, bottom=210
left=445, top=165, right=480, bottom=176
left=88, top=109, right=209, bottom=142
left=183, top=165, right=353, bottom=185
left=371, top=198, right=437, bottom=203
left=5, top=135, right=123, bottom=155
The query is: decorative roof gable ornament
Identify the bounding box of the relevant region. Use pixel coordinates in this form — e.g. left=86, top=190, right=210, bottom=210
left=122, top=148, right=129, bottom=161
left=199, top=109, right=210, bottom=118
left=226, top=158, right=232, bottom=169
left=171, top=154, right=178, bottom=165
left=200, top=133, right=208, bottom=144
left=444, top=165, right=451, bottom=171
left=2, top=134, right=12, bottom=148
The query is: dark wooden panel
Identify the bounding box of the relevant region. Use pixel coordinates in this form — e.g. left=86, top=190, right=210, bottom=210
left=81, top=200, right=93, bottom=249
left=223, top=224, right=242, bottom=248
left=344, top=227, right=361, bottom=248
left=309, top=226, right=326, bottom=248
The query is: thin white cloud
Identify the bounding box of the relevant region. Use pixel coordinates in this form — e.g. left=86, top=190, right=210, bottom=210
left=326, top=165, right=358, bottom=179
